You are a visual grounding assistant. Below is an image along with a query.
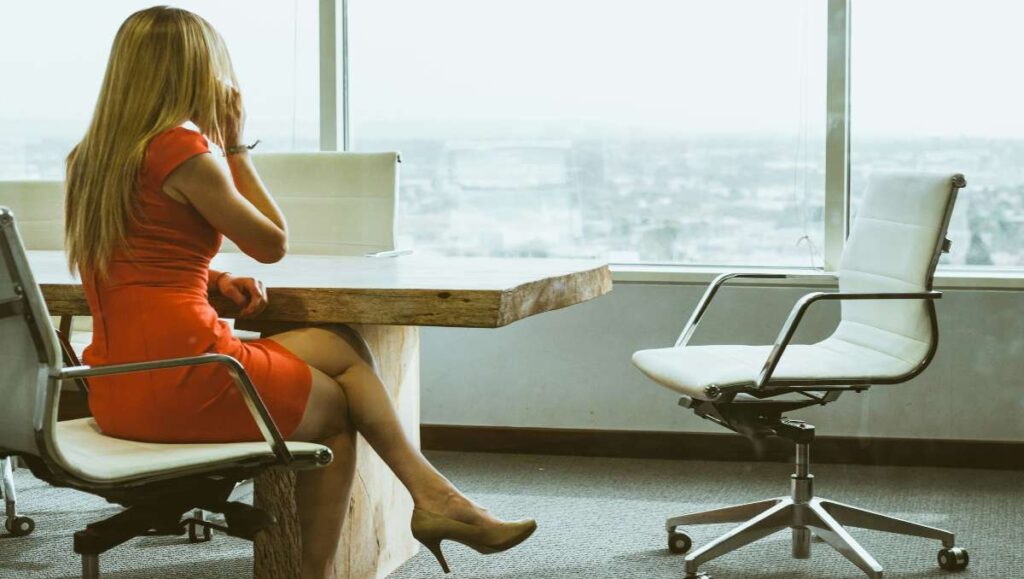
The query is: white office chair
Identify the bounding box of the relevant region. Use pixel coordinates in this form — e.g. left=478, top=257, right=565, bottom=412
left=0, top=207, right=332, bottom=578
left=241, top=151, right=400, bottom=256
left=0, top=180, right=64, bottom=250
left=632, top=173, right=970, bottom=579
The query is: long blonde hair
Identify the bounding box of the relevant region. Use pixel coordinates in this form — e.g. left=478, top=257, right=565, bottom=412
left=65, top=6, right=238, bottom=277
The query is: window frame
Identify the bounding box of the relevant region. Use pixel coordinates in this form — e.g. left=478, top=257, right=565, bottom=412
left=319, top=0, right=1021, bottom=288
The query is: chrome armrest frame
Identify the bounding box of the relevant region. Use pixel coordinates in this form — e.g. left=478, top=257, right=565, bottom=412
left=755, top=290, right=943, bottom=390
left=54, top=353, right=293, bottom=465
left=676, top=272, right=838, bottom=347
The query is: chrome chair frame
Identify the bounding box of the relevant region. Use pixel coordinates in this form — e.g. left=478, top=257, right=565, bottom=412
left=660, top=175, right=969, bottom=579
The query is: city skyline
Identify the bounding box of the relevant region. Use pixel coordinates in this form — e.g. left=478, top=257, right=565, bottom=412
left=3, top=125, right=1021, bottom=269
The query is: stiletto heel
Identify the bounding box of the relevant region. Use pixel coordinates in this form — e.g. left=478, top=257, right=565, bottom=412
left=410, top=507, right=537, bottom=574
left=419, top=539, right=451, bottom=573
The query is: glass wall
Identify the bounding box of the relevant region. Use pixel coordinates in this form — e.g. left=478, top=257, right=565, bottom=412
left=350, top=0, right=827, bottom=267
left=851, top=0, right=1024, bottom=268
left=0, top=0, right=319, bottom=180
left=5, top=1, right=1020, bottom=271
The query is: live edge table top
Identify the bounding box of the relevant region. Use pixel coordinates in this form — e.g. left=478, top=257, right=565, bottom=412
left=29, top=251, right=612, bottom=328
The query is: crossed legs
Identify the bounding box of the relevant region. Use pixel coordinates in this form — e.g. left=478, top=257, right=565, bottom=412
left=270, top=326, right=499, bottom=579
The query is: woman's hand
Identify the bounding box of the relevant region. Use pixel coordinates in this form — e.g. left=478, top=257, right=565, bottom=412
left=217, top=273, right=267, bottom=318
left=220, top=85, right=246, bottom=151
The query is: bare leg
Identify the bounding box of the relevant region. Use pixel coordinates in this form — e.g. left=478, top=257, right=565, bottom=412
left=272, top=327, right=500, bottom=527
left=290, top=369, right=359, bottom=579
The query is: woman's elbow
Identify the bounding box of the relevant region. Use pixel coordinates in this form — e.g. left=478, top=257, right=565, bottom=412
left=254, top=233, right=288, bottom=264
left=259, top=242, right=288, bottom=264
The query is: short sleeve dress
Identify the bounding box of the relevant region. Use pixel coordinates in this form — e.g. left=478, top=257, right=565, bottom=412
left=81, top=126, right=312, bottom=443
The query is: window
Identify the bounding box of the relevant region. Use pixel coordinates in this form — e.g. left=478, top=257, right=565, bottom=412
left=0, top=0, right=318, bottom=180
left=350, top=0, right=827, bottom=267
left=851, top=0, right=1024, bottom=268
left=6, top=1, right=1019, bottom=275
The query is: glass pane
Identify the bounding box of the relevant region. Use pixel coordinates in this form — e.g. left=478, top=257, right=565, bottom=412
left=0, top=0, right=318, bottom=180
left=851, top=0, right=1024, bottom=268
left=351, top=0, right=827, bottom=266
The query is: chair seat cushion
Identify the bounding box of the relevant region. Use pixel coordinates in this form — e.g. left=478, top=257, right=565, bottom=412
left=632, top=334, right=925, bottom=401
left=55, top=418, right=328, bottom=483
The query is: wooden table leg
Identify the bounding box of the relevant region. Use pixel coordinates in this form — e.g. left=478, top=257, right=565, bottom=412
left=249, top=323, right=421, bottom=579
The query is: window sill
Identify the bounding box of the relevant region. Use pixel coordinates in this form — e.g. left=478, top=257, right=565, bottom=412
left=610, top=264, right=1024, bottom=291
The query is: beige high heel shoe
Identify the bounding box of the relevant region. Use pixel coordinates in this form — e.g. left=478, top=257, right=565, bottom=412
left=410, top=508, right=538, bottom=573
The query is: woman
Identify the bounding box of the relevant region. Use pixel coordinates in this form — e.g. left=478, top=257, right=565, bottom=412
left=64, top=7, right=535, bottom=578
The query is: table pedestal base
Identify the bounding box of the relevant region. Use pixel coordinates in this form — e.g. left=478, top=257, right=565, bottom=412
left=245, top=323, right=420, bottom=579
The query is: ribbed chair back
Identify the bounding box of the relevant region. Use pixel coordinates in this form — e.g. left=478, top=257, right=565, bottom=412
left=831, top=172, right=962, bottom=372
left=236, top=152, right=400, bottom=256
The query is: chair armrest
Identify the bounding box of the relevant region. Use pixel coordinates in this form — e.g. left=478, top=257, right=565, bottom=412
left=676, top=272, right=837, bottom=347
left=755, top=290, right=943, bottom=389
left=55, top=354, right=294, bottom=466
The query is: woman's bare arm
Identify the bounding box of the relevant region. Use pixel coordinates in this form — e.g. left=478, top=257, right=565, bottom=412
left=227, top=149, right=287, bottom=229
left=164, top=152, right=288, bottom=263
left=166, top=86, right=287, bottom=263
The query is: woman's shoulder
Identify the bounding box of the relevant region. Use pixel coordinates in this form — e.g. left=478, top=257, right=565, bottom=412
left=142, top=126, right=212, bottom=187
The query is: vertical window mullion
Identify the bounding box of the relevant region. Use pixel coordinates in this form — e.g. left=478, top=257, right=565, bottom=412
left=318, top=0, right=341, bottom=151
left=824, top=0, right=851, bottom=271
left=341, top=0, right=350, bottom=151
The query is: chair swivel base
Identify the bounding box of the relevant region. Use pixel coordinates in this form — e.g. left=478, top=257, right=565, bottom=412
left=665, top=443, right=969, bottom=579
left=72, top=476, right=276, bottom=579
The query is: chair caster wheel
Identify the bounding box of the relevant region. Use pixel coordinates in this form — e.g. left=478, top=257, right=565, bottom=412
left=5, top=516, right=35, bottom=537
left=668, top=530, right=692, bottom=554
left=938, top=547, right=969, bottom=571
left=187, top=510, right=213, bottom=544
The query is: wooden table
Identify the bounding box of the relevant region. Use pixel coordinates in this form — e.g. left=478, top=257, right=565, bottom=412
left=30, top=250, right=612, bottom=579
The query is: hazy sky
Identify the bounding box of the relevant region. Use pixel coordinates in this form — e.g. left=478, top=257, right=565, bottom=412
left=350, top=0, right=825, bottom=137
left=1, top=0, right=1022, bottom=139
left=0, top=0, right=318, bottom=141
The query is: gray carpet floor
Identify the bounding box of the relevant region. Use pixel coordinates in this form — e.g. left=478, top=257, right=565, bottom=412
left=2, top=452, right=1022, bottom=578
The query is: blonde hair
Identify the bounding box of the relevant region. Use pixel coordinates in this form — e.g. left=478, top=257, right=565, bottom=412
left=65, top=6, right=238, bottom=277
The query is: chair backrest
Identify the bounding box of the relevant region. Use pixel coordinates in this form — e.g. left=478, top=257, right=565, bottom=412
left=0, top=180, right=65, bottom=250
left=0, top=208, right=62, bottom=458
left=220, top=152, right=400, bottom=256
left=0, top=153, right=403, bottom=257
left=833, top=172, right=964, bottom=370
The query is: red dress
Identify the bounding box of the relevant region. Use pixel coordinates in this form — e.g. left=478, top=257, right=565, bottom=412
left=82, top=127, right=312, bottom=443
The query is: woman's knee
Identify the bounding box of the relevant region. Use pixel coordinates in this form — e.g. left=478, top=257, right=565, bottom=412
left=315, top=324, right=377, bottom=370
left=268, top=325, right=374, bottom=377
left=334, top=357, right=376, bottom=384
left=291, top=367, right=353, bottom=441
